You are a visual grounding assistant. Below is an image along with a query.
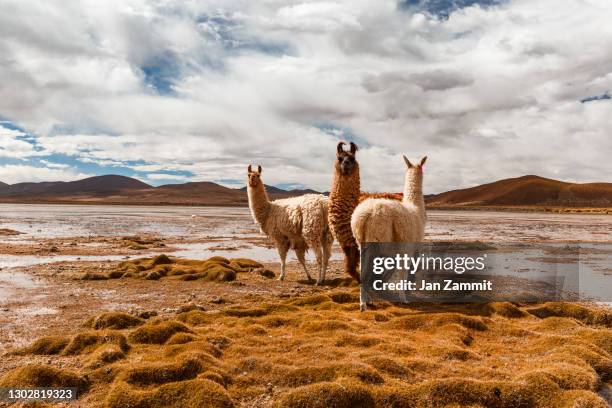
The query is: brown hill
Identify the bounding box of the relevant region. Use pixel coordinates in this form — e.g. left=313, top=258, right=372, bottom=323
left=1, top=174, right=609, bottom=209
left=0, top=176, right=319, bottom=206
left=0, top=175, right=151, bottom=196
left=427, top=175, right=612, bottom=208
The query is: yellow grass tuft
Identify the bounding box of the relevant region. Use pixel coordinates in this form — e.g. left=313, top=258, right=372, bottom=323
left=0, top=365, right=88, bottom=389
left=62, top=330, right=129, bottom=355
left=86, top=312, right=145, bottom=330
left=106, top=379, right=233, bottom=408
left=11, top=335, right=69, bottom=355
left=129, top=320, right=192, bottom=344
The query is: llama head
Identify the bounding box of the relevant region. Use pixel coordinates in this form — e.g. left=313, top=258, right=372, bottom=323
left=247, top=164, right=263, bottom=187
left=403, top=155, right=427, bottom=182
left=335, top=141, right=359, bottom=176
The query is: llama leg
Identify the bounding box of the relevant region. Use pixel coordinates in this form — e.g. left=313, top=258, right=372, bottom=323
left=343, top=245, right=361, bottom=283
left=360, top=287, right=368, bottom=312
left=319, top=238, right=332, bottom=285
left=295, top=247, right=313, bottom=282
left=277, top=238, right=290, bottom=281
left=311, top=244, right=324, bottom=285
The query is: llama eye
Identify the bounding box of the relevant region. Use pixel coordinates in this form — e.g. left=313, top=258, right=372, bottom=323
left=337, top=157, right=343, bottom=162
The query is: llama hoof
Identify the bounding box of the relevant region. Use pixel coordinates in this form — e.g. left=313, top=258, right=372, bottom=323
left=278, top=275, right=285, bottom=281
left=359, top=303, right=367, bottom=312
left=306, top=277, right=315, bottom=284
left=315, top=280, right=324, bottom=286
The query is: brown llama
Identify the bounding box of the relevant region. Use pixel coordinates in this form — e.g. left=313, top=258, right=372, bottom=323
left=328, top=141, right=361, bottom=283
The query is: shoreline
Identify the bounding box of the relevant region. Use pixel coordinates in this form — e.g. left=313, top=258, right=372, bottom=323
left=0, top=200, right=609, bottom=215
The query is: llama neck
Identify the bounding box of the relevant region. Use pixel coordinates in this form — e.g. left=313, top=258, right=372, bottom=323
left=330, top=167, right=360, bottom=205
left=248, top=183, right=271, bottom=230
left=403, top=173, right=425, bottom=218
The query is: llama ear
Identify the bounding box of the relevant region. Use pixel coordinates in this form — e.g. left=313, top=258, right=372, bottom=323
left=403, top=155, right=414, bottom=168
left=257, top=165, right=262, bottom=174
left=248, top=165, right=252, bottom=173
left=349, top=142, right=358, bottom=154
left=337, top=141, right=346, bottom=154
left=420, top=156, right=427, bottom=167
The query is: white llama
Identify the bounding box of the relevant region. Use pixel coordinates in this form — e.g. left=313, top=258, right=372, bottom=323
left=351, top=156, right=427, bottom=310
left=247, top=165, right=333, bottom=285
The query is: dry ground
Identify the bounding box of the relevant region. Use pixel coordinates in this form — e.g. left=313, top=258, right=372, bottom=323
left=1, top=255, right=611, bottom=408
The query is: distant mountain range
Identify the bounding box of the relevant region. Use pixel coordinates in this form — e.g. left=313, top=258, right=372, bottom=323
left=426, top=175, right=612, bottom=208
left=0, top=175, right=316, bottom=206
left=0, top=174, right=610, bottom=208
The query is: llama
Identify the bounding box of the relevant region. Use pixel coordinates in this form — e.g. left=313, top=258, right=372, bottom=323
left=351, top=155, right=427, bottom=310
left=328, top=141, right=361, bottom=283
left=247, top=165, right=333, bottom=285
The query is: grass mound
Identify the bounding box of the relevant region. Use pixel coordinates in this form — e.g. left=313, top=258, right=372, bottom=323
left=104, top=255, right=262, bottom=282
left=0, top=365, right=88, bottom=389
left=485, top=302, right=528, bottom=318
left=167, top=333, right=199, bottom=345
left=129, top=320, right=192, bottom=344
left=12, top=335, right=69, bottom=355
left=278, top=381, right=375, bottom=408
left=177, top=310, right=215, bottom=326
left=224, top=307, right=268, bottom=317
left=0, top=228, right=21, bottom=235
left=121, top=235, right=164, bottom=250
left=119, top=357, right=204, bottom=386
left=86, top=345, right=126, bottom=369
left=62, top=330, right=129, bottom=355
left=279, top=364, right=384, bottom=387
left=227, top=258, right=263, bottom=272
left=106, top=379, right=234, bottom=408
left=86, top=312, right=145, bottom=330
left=388, top=313, right=488, bottom=332
left=527, top=302, right=612, bottom=326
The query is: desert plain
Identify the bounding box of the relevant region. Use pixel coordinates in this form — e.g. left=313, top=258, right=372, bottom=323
left=0, top=204, right=611, bottom=407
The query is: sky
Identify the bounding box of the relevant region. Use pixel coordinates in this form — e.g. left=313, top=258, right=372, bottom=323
left=0, top=0, right=610, bottom=193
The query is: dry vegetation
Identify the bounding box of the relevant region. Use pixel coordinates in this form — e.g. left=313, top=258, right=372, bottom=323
left=0, top=228, right=21, bottom=236
left=2, top=278, right=610, bottom=407
left=81, top=254, right=271, bottom=282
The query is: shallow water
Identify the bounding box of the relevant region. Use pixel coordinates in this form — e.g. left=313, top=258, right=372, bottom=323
left=0, top=270, right=42, bottom=305
left=1, top=204, right=610, bottom=242
left=0, top=205, right=610, bottom=303
left=0, top=204, right=256, bottom=238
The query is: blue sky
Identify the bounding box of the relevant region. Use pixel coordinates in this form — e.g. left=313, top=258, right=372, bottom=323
left=0, top=0, right=610, bottom=192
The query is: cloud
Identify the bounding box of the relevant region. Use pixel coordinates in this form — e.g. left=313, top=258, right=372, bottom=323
left=0, top=124, right=39, bottom=158
left=0, top=164, right=91, bottom=184
left=0, top=0, right=610, bottom=192
left=145, top=173, right=190, bottom=182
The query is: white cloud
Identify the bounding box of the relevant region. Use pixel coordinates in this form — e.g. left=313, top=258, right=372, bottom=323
left=0, top=164, right=91, bottom=184
left=0, top=0, right=610, bottom=192
left=145, top=173, right=189, bottom=181
left=0, top=125, right=38, bottom=158
left=38, top=159, right=70, bottom=169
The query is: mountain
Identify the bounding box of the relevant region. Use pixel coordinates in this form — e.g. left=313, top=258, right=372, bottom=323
left=0, top=174, right=609, bottom=208
left=0, top=176, right=320, bottom=206
left=0, top=175, right=151, bottom=197
left=427, top=175, right=612, bottom=208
